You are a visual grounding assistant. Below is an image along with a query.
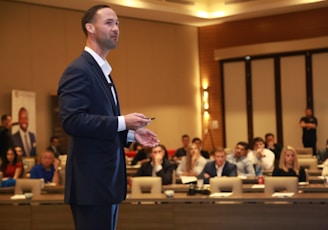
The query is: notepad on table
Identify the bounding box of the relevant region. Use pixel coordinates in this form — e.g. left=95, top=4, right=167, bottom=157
left=180, top=176, right=197, bottom=184
left=209, top=192, right=233, bottom=198
left=272, top=192, right=294, bottom=198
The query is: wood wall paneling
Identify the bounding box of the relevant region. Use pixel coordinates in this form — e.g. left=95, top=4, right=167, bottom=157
left=280, top=55, right=306, bottom=148
left=223, top=61, right=247, bottom=148
left=313, top=52, right=328, bottom=150
left=251, top=59, right=276, bottom=139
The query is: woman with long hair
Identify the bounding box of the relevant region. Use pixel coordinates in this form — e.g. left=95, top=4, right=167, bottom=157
left=0, top=148, right=23, bottom=179
left=272, top=145, right=306, bottom=182
left=176, top=143, right=207, bottom=177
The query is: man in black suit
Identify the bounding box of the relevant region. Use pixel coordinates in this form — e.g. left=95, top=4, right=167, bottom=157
left=134, top=144, right=176, bottom=185
left=198, top=147, right=237, bottom=184
left=58, top=5, right=159, bottom=230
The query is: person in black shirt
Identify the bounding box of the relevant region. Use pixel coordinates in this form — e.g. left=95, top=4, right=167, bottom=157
left=299, top=108, right=318, bottom=155
left=0, top=114, right=14, bottom=163
left=272, top=146, right=306, bottom=182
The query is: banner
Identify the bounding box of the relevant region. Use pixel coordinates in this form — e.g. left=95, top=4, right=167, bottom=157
left=11, top=89, right=37, bottom=157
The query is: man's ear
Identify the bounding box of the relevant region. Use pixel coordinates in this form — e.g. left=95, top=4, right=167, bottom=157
left=86, top=23, right=95, bottom=34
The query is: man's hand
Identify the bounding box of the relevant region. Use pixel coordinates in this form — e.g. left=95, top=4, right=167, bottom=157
left=124, top=113, right=153, bottom=130
left=135, top=128, right=159, bottom=147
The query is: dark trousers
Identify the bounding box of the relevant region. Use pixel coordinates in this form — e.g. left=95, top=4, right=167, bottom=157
left=303, top=137, right=317, bottom=156
left=70, top=204, right=119, bottom=230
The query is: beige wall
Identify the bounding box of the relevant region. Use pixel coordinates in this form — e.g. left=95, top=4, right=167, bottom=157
left=0, top=1, right=201, bottom=154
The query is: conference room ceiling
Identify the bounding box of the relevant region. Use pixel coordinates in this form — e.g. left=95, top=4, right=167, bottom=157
left=12, top=0, right=328, bottom=26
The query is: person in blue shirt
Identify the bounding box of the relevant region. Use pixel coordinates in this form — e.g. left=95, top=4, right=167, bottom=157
left=30, top=150, right=60, bottom=185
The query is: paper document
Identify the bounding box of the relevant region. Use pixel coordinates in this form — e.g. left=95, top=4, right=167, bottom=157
left=209, top=192, right=233, bottom=197
left=10, top=195, right=26, bottom=200
left=272, top=192, right=294, bottom=197
left=180, top=176, right=197, bottom=184
left=251, top=184, right=265, bottom=189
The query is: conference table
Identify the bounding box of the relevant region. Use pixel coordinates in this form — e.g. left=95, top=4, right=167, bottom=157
left=1, top=191, right=328, bottom=230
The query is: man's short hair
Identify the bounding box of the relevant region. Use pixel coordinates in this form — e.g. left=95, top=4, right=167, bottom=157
left=81, top=5, right=111, bottom=36
left=236, top=141, right=249, bottom=150
left=1, top=114, right=10, bottom=122
left=264, top=133, right=274, bottom=139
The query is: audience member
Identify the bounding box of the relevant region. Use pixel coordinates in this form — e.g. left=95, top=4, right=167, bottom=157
left=272, top=146, right=306, bottom=182
left=30, top=150, right=60, bottom=185
left=176, top=143, right=207, bottom=177
left=131, top=146, right=151, bottom=166
left=300, top=108, right=318, bottom=155
left=318, top=139, right=328, bottom=164
left=264, top=133, right=282, bottom=167
left=226, top=142, right=255, bottom=176
left=198, top=147, right=237, bottom=184
left=172, top=134, right=190, bottom=163
left=47, top=135, right=65, bottom=158
left=192, top=137, right=210, bottom=159
left=0, top=148, right=23, bottom=179
left=134, top=144, right=176, bottom=185
left=0, top=114, right=14, bottom=163
left=12, top=107, right=37, bottom=157
left=247, top=137, right=275, bottom=176
left=14, top=146, right=24, bottom=158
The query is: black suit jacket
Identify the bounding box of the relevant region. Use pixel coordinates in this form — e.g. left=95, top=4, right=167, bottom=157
left=198, top=160, right=237, bottom=184
left=12, top=131, right=36, bottom=157
left=134, top=158, right=176, bottom=185
left=58, top=51, right=128, bottom=205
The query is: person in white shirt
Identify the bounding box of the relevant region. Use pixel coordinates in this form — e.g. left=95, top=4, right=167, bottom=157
left=247, top=137, right=275, bottom=175
left=176, top=143, right=207, bottom=177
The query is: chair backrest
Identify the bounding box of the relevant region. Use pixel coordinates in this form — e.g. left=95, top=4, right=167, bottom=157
left=131, top=177, right=162, bottom=195
left=264, top=177, right=298, bottom=195
left=210, top=177, right=242, bottom=195
left=58, top=154, right=67, bottom=167
left=14, top=179, right=42, bottom=195
left=295, top=148, right=313, bottom=158
left=22, top=157, right=36, bottom=173
left=298, top=158, right=318, bottom=170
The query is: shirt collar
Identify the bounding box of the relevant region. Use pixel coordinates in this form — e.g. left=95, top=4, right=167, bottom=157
left=84, top=46, right=112, bottom=76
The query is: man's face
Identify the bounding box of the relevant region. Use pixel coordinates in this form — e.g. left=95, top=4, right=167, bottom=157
left=182, top=136, right=190, bottom=147
left=235, top=144, right=247, bottom=157
left=3, top=115, right=12, bottom=129
left=90, top=7, right=119, bottom=50
left=18, top=110, right=28, bottom=132
left=305, top=109, right=312, bottom=117
left=265, top=135, right=274, bottom=145
left=214, top=151, right=226, bottom=167
left=41, top=152, right=54, bottom=169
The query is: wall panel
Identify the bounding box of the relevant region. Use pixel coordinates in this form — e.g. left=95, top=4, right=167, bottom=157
left=280, top=56, right=306, bottom=148
left=313, top=52, right=328, bottom=150
left=223, top=62, right=247, bottom=148
left=251, top=59, right=276, bottom=138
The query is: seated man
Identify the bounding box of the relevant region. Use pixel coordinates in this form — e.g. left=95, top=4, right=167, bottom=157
left=226, top=141, right=255, bottom=176
left=198, top=147, right=237, bottom=184
left=134, top=144, right=176, bottom=185
left=171, top=134, right=190, bottom=163
left=30, top=150, right=60, bottom=185
left=247, top=137, right=275, bottom=176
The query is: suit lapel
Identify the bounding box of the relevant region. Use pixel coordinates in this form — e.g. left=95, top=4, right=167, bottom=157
left=82, top=52, right=120, bottom=116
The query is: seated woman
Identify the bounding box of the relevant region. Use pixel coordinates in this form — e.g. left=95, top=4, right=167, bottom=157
left=134, top=144, right=175, bottom=185
left=272, top=146, right=306, bottom=182
left=176, top=143, right=207, bottom=177
left=30, top=150, right=60, bottom=185
left=0, top=148, right=23, bottom=187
